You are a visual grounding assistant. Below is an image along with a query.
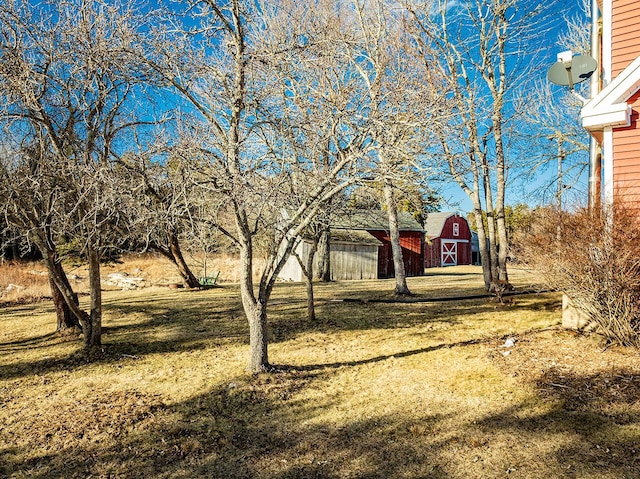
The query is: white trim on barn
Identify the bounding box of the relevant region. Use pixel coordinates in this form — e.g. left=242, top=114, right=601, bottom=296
left=440, top=239, right=470, bottom=266
left=437, top=238, right=470, bottom=244
left=441, top=240, right=458, bottom=266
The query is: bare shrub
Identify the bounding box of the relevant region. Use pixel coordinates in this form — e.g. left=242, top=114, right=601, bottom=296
left=515, top=205, right=640, bottom=347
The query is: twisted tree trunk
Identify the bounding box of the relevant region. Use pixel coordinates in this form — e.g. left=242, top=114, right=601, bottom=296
left=153, top=230, right=201, bottom=288
left=45, top=249, right=80, bottom=332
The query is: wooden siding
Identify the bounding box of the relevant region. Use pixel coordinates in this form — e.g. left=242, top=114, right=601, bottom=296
left=278, top=239, right=379, bottom=281
left=613, top=89, right=640, bottom=204
left=440, top=215, right=471, bottom=240
left=368, top=230, right=424, bottom=278
left=424, top=240, right=472, bottom=268
left=328, top=242, right=378, bottom=281
left=458, top=242, right=472, bottom=266
left=612, top=0, right=640, bottom=76
left=424, top=238, right=441, bottom=268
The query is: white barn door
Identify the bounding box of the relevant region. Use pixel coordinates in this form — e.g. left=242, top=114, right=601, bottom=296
left=441, top=241, right=457, bottom=266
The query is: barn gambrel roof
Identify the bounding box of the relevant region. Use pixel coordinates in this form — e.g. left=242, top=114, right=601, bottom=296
left=423, top=212, right=465, bottom=239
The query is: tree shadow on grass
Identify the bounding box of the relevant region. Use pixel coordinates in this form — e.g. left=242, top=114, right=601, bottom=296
left=0, top=369, right=452, bottom=479
left=0, top=290, right=249, bottom=381
left=268, top=293, right=560, bottom=344
left=421, top=271, right=483, bottom=278
left=467, top=367, right=640, bottom=478
left=0, top=331, right=59, bottom=351
left=0, top=296, right=559, bottom=385
left=0, top=285, right=560, bottom=383
left=275, top=336, right=494, bottom=371
left=4, top=363, right=640, bottom=479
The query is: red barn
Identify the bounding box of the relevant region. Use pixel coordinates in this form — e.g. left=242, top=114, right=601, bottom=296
left=334, top=210, right=425, bottom=279
left=368, top=226, right=424, bottom=278
left=424, top=212, right=472, bottom=268
left=581, top=0, right=640, bottom=208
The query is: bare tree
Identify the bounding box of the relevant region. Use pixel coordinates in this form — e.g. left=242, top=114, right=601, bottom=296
left=148, top=0, right=367, bottom=372
left=116, top=141, right=206, bottom=288
left=517, top=83, right=589, bottom=207
left=558, top=0, right=591, bottom=57
left=515, top=0, right=591, bottom=207
left=0, top=0, right=149, bottom=347
left=339, top=0, right=443, bottom=294
left=0, top=142, right=81, bottom=332
left=405, top=0, right=560, bottom=291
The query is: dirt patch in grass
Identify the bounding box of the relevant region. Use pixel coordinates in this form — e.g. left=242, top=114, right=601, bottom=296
left=2, top=266, right=640, bottom=478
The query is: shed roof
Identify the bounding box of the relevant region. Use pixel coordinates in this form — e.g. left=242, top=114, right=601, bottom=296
left=326, top=228, right=383, bottom=246
left=333, top=210, right=424, bottom=232
left=299, top=229, right=381, bottom=247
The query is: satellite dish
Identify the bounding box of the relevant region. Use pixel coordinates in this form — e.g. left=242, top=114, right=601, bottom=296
left=547, top=54, right=598, bottom=89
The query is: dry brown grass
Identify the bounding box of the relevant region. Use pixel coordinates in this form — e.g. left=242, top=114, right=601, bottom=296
left=98, top=252, right=263, bottom=285
left=1, top=265, right=639, bottom=478
left=0, top=260, right=57, bottom=305
left=0, top=252, right=266, bottom=303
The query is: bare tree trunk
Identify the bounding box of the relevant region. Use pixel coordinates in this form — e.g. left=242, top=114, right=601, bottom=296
left=495, top=170, right=510, bottom=284
left=315, top=227, right=331, bottom=282
left=35, top=234, right=94, bottom=344
left=168, top=230, right=200, bottom=288
left=35, top=235, right=80, bottom=331
left=384, top=180, right=411, bottom=295
left=472, top=207, right=492, bottom=290
left=293, top=235, right=320, bottom=321
left=481, top=167, right=500, bottom=286
left=85, top=246, right=102, bottom=348
left=237, top=235, right=270, bottom=372
left=48, top=261, right=79, bottom=332
left=440, top=124, right=495, bottom=291
left=247, top=299, right=268, bottom=373
left=490, top=14, right=510, bottom=286
left=153, top=231, right=201, bottom=288
left=305, top=237, right=320, bottom=321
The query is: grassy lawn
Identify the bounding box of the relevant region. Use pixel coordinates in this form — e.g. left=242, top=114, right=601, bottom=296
left=1, top=266, right=639, bottom=478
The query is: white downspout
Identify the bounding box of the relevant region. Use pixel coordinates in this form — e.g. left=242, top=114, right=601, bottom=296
left=589, top=0, right=602, bottom=209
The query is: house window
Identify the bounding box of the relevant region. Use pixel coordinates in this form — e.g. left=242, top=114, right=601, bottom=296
left=453, top=223, right=459, bottom=236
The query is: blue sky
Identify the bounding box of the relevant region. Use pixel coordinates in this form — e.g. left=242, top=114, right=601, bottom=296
left=144, top=0, right=590, bottom=216
left=436, top=0, right=590, bottom=215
